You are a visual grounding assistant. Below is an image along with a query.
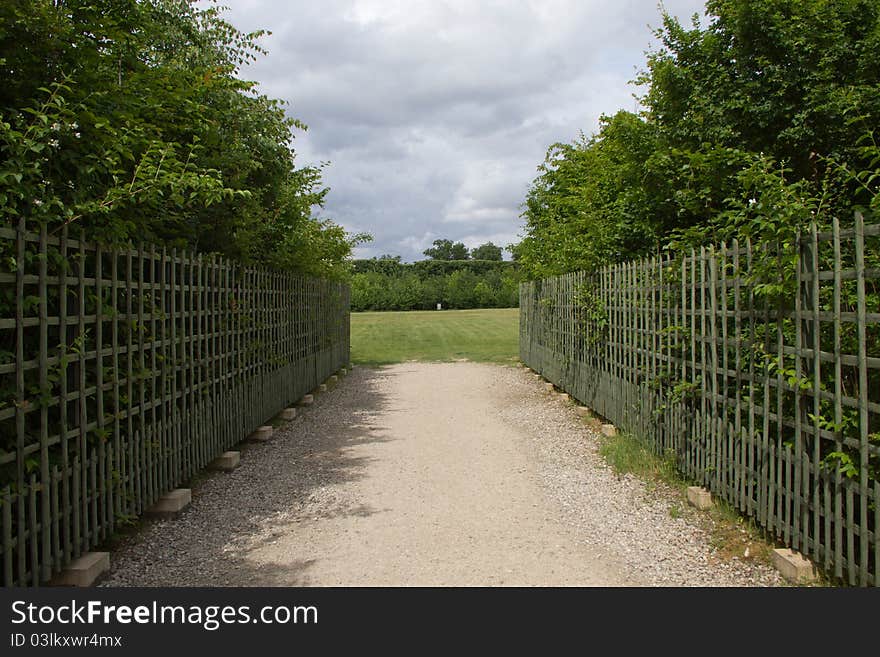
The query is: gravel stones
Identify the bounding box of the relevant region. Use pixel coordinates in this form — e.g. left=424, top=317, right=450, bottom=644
left=102, top=363, right=781, bottom=587
left=497, top=365, right=781, bottom=587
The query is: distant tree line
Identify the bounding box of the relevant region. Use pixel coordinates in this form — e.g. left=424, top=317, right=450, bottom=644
left=351, top=245, right=520, bottom=311
left=421, top=239, right=504, bottom=261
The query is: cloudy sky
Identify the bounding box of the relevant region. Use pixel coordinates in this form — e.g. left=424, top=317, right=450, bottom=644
left=217, top=0, right=707, bottom=261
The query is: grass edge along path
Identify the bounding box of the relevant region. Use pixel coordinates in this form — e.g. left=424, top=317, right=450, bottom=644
left=578, top=410, right=826, bottom=585
left=520, top=373, right=794, bottom=580
left=350, top=308, right=519, bottom=366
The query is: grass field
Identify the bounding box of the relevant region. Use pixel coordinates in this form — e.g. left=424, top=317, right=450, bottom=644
left=350, top=308, right=519, bottom=365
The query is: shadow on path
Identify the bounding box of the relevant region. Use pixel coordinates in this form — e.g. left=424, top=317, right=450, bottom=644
left=102, top=367, right=392, bottom=586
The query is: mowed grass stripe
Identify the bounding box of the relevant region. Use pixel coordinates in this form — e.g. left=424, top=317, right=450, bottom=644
left=351, top=308, right=519, bottom=365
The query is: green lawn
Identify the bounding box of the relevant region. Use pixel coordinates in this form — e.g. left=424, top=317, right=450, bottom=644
left=350, top=308, right=520, bottom=365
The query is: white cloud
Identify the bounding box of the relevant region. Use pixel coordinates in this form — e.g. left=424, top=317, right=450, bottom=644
left=215, top=0, right=707, bottom=260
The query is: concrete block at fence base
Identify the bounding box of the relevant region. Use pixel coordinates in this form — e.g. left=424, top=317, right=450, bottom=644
left=327, top=375, right=339, bottom=388
left=575, top=406, right=592, bottom=418
left=601, top=424, right=617, bottom=438
left=279, top=407, right=298, bottom=421
left=247, top=425, right=274, bottom=443
left=772, top=549, right=817, bottom=584
left=557, top=393, right=570, bottom=402
left=313, top=383, right=328, bottom=394
left=339, top=367, right=348, bottom=377
left=544, top=382, right=555, bottom=393
left=210, top=451, right=240, bottom=472
left=50, top=551, right=110, bottom=587
left=687, top=486, right=713, bottom=510
left=297, top=394, right=314, bottom=407
left=145, top=489, right=192, bottom=518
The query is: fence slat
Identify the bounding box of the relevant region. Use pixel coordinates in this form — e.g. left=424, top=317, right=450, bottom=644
left=95, top=245, right=107, bottom=545
left=75, top=237, right=87, bottom=559
left=794, top=230, right=804, bottom=551
left=854, top=212, right=869, bottom=587
left=15, top=216, right=26, bottom=584
left=808, top=224, right=822, bottom=564
left=38, top=225, right=50, bottom=580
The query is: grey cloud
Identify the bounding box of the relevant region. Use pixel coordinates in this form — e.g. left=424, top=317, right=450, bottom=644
left=219, top=0, right=707, bottom=261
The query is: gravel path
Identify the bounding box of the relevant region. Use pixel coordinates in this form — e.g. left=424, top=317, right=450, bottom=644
left=102, top=362, right=781, bottom=587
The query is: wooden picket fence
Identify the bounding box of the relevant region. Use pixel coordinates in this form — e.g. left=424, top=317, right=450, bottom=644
left=0, top=220, right=350, bottom=586
left=520, top=214, right=879, bottom=586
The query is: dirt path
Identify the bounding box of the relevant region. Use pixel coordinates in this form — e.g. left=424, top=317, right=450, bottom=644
left=103, top=363, right=780, bottom=587
left=246, top=363, right=630, bottom=585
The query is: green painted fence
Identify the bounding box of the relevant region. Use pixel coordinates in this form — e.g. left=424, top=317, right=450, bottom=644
left=0, top=220, right=350, bottom=586
left=520, top=214, right=878, bottom=586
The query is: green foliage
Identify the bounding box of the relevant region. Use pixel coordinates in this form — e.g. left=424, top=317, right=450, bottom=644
left=640, top=0, right=880, bottom=181
left=350, top=259, right=520, bottom=311
left=408, top=259, right=515, bottom=277
left=517, top=111, right=662, bottom=277
left=0, top=0, right=364, bottom=277
left=599, top=431, right=679, bottom=485
left=445, top=270, right=479, bottom=308
left=422, top=238, right=470, bottom=261
left=572, top=283, right=607, bottom=345
left=470, top=242, right=504, bottom=261
left=517, top=0, right=880, bottom=279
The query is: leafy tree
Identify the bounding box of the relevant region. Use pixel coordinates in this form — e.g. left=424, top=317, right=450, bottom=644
left=641, top=0, right=880, bottom=183
left=449, top=242, right=470, bottom=260
left=349, top=259, right=521, bottom=311
left=518, top=111, right=662, bottom=277
left=445, top=270, right=479, bottom=308
left=423, top=238, right=470, bottom=260
left=471, top=242, right=503, bottom=261
left=637, top=0, right=880, bottom=248
left=473, top=281, right=495, bottom=306
left=517, top=0, right=880, bottom=278
left=0, top=0, right=365, bottom=279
